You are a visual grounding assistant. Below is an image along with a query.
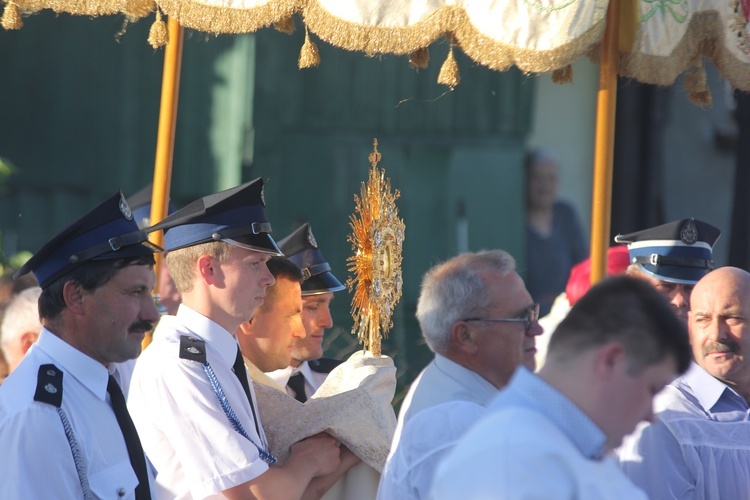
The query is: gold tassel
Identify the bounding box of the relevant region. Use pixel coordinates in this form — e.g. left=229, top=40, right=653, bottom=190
left=148, top=9, right=168, bottom=49
left=684, top=60, right=712, bottom=107
left=1, top=2, right=23, bottom=30
left=409, top=47, right=429, bottom=70
left=274, top=15, right=295, bottom=35
left=552, top=65, right=573, bottom=84
left=299, top=28, right=320, bottom=69
left=438, top=46, right=460, bottom=89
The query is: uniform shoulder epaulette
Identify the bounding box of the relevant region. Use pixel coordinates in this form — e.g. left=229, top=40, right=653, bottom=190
left=33, top=364, right=64, bottom=408
left=179, top=335, right=207, bottom=363
left=309, top=357, right=343, bottom=374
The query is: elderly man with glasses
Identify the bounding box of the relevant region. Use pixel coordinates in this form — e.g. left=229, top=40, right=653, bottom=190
left=378, top=250, right=542, bottom=500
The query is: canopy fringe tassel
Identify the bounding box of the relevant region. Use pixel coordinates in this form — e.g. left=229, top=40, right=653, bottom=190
left=1, top=2, right=22, bottom=30
left=552, top=64, right=573, bottom=84
left=684, top=59, right=712, bottom=107
left=299, top=27, right=320, bottom=68
left=274, top=14, right=295, bottom=34
left=438, top=45, right=460, bottom=89
left=409, top=47, right=430, bottom=69
left=148, top=9, right=168, bottom=48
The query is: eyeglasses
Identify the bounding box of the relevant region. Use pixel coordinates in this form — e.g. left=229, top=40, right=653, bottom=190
left=461, top=303, right=540, bottom=332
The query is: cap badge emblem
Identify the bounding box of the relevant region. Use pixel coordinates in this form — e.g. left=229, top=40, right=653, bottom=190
left=307, top=228, right=318, bottom=248
left=680, top=219, right=698, bottom=245
left=119, top=194, right=133, bottom=220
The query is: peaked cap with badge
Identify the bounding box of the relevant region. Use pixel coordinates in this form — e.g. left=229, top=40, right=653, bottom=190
left=15, top=192, right=162, bottom=289
left=614, top=218, right=721, bottom=285
left=278, top=223, right=345, bottom=296
left=147, top=178, right=282, bottom=255
left=126, top=183, right=177, bottom=230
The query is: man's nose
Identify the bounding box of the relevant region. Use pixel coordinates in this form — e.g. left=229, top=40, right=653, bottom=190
left=144, top=293, right=161, bottom=323
left=261, top=263, right=275, bottom=287
left=705, top=316, right=729, bottom=342
left=321, top=308, right=334, bottom=329
left=293, top=318, right=307, bottom=339
left=670, top=286, right=690, bottom=309
left=527, top=320, right=544, bottom=338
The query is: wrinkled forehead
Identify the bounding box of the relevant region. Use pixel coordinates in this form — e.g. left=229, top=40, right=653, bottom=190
left=482, top=271, right=532, bottom=310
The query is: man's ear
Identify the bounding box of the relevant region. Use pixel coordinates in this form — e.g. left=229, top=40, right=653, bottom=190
left=62, top=281, right=85, bottom=314
left=593, top=341, right=627, bottom=379
left=450, top=321, right=478, bottom=354
left=197, top=254, right=216, bottom=286
left=20, top=331, right=38, bottom=354
left=237, top=320, right=253, bottom=336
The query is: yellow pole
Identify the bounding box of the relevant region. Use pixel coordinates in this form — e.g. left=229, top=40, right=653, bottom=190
left=144, top=17, right=184, bottom=348
left=590, top=0, right=620, bottom=284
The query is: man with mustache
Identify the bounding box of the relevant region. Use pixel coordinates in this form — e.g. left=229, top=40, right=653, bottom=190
left=615, top=266, right=750, bottom=498
left=615, top=218, right=720, bottom=322
left=0, top=192, right=161, bottom=498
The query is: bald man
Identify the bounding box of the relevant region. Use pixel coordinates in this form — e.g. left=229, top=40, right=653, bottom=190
left=616, top=267, right=750, bottom=498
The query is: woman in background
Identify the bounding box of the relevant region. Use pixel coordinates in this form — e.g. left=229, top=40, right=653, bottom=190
left=525, top=148, right=588, bottom=316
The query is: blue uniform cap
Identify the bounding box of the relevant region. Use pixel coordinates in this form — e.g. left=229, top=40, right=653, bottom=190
left=126, top=183, right=177, bottom=229
left=14, top=192, right=162, bottom=289
left=278, top=223, right=345, bottom=296
left=614, top=218, right=721, bottom=285
left=147, top=179, right=282, bottom=255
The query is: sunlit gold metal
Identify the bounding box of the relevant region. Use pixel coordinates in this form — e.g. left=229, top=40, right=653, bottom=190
left=346, top=139, right=405, bottom=355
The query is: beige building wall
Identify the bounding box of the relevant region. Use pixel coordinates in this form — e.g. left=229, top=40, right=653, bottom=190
left=526, top=58, right=600, bottom=244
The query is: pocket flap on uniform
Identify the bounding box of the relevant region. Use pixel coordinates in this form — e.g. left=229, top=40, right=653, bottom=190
left=88, top=460, right=138, bottom=499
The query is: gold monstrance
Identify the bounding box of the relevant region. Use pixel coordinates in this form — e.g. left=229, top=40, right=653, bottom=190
left=346, top=139, right=405, bottom=356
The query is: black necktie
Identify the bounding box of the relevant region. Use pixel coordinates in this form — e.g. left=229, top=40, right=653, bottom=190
left=287, top=372, right=307, bottom=403
left=232, top=347, right=261, bottom=437
left=107, top=375, right=151, bottom=500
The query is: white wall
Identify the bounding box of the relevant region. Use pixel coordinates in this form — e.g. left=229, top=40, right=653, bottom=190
left=526, top=58, right=600, bottom=243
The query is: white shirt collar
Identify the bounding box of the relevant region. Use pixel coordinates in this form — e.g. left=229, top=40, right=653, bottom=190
left=682, top=361, right=740, bottom=412
left=176, top=304, right=239, bottom=367
left=35, top=327, right=110, bottom=401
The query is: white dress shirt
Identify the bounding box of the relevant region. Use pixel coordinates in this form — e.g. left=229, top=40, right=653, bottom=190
left=377, top=354, right=498, bottom=500
left=615, top=362, right=750, bottom=499
left=0, top=328, right=151, bottom=499
left=128, top=305, right=269, bottom=499
left=431, top=368, right=647, bottom=499
left=267, top=361, right=329, bottom=400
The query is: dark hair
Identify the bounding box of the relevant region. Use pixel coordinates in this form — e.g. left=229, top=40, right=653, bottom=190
left=267, top=256, right=304, bottom=284
left=258, top=257, right=304, bottom=311
left=549, top=275, right=691, bottom=375
left=39, top=255, right=156, bottom=320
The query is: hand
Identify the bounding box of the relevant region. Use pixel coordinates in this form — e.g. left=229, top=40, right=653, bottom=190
left=290, top=433, right=341, bottom=477
left=338, top=446, right=362, bottom=470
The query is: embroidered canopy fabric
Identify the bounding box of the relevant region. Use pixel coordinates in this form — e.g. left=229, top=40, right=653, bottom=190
left=3, top=0, right=749, bottom=90
left=621, top=0, right=750, bottom=92
left=153, top=0, right=610, bottom=74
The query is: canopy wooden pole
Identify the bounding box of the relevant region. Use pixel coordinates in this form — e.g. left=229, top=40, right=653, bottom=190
left=144, top=17, right=184, bottom=348
left=590, top=0, right=620, bottom=284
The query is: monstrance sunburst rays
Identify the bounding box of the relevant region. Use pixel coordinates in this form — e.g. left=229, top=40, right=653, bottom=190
left=346, top=139, right=405, bottom=356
